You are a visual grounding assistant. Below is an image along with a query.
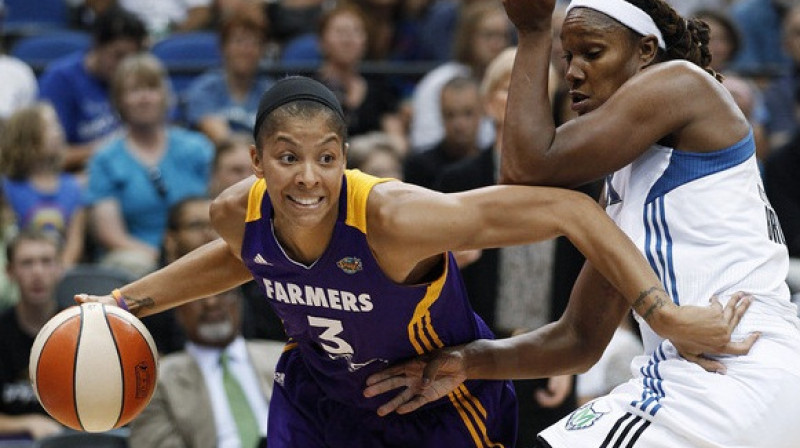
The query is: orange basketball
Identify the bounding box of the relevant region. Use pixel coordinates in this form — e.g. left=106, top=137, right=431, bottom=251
left=29, top=302, right=158, bottom=432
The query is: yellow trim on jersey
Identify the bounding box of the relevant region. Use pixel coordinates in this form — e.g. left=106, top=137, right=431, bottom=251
left=344, top=169, right=394, bottom=234
left=447, top=384, right=505, bottom=448
left=405, top=256, right=504, bottom=448
left=407, top=256, right=447, bottom=354
left=246, top=178, right=268, bottom=223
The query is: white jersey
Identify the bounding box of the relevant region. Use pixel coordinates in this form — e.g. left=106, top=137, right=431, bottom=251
left=541, top=131, right=800, bottom=447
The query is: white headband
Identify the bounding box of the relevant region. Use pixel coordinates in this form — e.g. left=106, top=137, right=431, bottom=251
left=566, top=0, right=666, bottom=49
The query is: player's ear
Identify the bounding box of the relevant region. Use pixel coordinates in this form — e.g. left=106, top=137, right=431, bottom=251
left=343, top=142, right=349, bottom=168
left=250, top=144, right=264, bottom=178
left=638, top=35, right=659, bottom=68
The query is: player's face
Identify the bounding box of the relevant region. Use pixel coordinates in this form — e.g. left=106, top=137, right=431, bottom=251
left=7, top=240, right=62, bottom=307
left=253, top=112, right=346, bottom=233
left=560, top=8, right=644, bottom=115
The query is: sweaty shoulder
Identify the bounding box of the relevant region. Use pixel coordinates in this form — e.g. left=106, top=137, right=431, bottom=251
left=626, top=61, right=748, bottom=149
left=628, top=60, right=721, bottom=96
left=210, top=175, right=259, bottom=257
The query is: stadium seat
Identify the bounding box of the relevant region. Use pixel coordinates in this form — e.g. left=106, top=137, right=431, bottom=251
left=151, top=31, right=221, bottom=94
left=54, top=264, right=134, bottom=311
left=10, top=30, right=91, bottom=72
left=280, top=33, right=321, bottom=63
left=2, top=0, right=70, bottom=35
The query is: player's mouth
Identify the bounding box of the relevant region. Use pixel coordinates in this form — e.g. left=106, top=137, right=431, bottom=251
left=570, top=91, right=591, bottom=114
left=288, top=195, right=324, bottom=208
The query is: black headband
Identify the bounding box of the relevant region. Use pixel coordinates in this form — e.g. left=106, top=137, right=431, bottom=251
left=253, top=76, right=345, bottom=142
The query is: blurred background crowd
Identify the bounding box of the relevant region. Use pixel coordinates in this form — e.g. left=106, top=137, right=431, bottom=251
left=1, top=0, right=800, bottom=447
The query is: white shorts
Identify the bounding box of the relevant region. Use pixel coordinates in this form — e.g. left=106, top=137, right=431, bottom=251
left=539, top=339, right=800, bottom=448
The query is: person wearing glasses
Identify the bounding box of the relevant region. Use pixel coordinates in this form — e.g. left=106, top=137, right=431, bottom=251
left=86, top=53, right=213, bottom=279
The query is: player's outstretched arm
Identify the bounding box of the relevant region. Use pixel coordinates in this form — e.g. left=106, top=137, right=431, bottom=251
left=75, top=238, right=254, bottom=317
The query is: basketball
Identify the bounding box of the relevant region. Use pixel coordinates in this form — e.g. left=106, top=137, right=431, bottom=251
left=29, top=302, right=158, bottom=432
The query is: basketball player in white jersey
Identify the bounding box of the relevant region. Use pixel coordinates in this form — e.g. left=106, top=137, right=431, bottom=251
left=363, top=0, right=800, bottom=446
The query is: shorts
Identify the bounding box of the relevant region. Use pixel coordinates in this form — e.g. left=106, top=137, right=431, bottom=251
left=539, top=339, right=800, bottom=448
left=267, top=348, right=518, bottom=448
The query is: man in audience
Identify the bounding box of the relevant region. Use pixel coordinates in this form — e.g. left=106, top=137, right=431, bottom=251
left=129, top=287, right=283, bottom=448
left=403, top=76, right=484, bottom=189
left=38, top=7, right=147, bottom=172
left=0, top=230, right=64, bottom=441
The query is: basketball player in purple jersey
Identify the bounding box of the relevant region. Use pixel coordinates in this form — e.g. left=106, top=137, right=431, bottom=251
left=78, top=76, right=753, bottom=447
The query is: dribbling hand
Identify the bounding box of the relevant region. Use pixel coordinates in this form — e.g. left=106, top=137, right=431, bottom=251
left=74, top=293, right=117, bottom=307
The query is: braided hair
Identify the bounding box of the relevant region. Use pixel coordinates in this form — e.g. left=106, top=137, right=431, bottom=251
left=626, top=0, right=723, bottom=82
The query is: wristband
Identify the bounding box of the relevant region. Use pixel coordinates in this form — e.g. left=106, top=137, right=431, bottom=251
left=111, top=289, right=130, bottom=312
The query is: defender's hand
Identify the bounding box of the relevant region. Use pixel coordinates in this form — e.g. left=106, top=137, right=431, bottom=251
left=660, top=292, right=759, bottom=373
left=364, top=347, right=468, bottom=416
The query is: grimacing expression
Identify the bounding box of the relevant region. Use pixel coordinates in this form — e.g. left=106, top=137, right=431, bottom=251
left=560, top=8, right=650, bottom=115
left=252, top=110, right=346, bottom=232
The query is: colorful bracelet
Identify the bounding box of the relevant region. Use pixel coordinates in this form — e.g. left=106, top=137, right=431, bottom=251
left=111, top=289, right=130, bottom=312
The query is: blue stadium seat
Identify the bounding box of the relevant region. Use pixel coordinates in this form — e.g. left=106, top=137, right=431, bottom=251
left=151, top=31, right=221, bottom=94
left=280, top=33, right=321, bottom=63
left=10, top=30, right=91, bottom=72
left=2, top=0, right=69, bottom=35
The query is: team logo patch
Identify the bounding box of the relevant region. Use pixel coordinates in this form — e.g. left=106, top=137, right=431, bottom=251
left=337, top=257, right=363, bottom=274
left=565, top=401, right=607, bottom=431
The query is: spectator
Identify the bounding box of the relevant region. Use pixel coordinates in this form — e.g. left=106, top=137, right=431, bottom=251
left=313, top=2, right=406, bottom=153
left=692, top=8, right=742, bottom=73
left=408, top=0, right=512, bottom=151
left=183, top=3, right=274, bottom=145
left=762, top=4, right=800, bottom=152
left=730, top=0, right=794, bottom=75
left=0, top=230, right=65, bottom=442
left=38, top=7, right=147, bottom=173
left=129, top=287, right=284, bottom=448
left=209, top=133, right=253, bottom=198
left=266, top=0, right=327, bottom=47
left=347, top=132, right=404, bottom=180
left=404, top=76, right=483, bottom=188
left=0, top=103, right=86, bottom=268
left=86, top=54, right=213, bottom=279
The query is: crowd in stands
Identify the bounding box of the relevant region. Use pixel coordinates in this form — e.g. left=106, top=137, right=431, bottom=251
left=2, top=0, right=800, bottom=446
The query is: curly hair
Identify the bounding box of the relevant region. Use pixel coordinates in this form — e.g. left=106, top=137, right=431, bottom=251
left=626, top=0, right=723, bottom=82
left=0, top=103, right=51, bottom=180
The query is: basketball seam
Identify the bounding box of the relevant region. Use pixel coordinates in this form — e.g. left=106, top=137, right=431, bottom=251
left=102, top=304, right=126, bottom=430
left=74, top=305, right=85, bottom=431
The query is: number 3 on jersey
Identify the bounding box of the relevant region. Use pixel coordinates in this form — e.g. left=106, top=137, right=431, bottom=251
left=308, top=316, right=354, bottom=355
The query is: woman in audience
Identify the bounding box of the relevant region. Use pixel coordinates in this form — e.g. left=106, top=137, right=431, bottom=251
left=183, top=3, right=274, bottom=145
left=313, top=2, right=407, bottom=154
left=86, top=54, right=213, bottom=278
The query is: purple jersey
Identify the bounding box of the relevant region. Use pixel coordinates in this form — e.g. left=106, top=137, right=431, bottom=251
left=242, top=169, right=497, bottom=407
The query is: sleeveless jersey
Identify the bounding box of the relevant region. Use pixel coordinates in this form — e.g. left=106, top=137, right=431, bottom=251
left=540, top=131, right=800, bottom=448
left=604, top=130, right=799, bottom=354
left=241, top=169, right=496, bottom=411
